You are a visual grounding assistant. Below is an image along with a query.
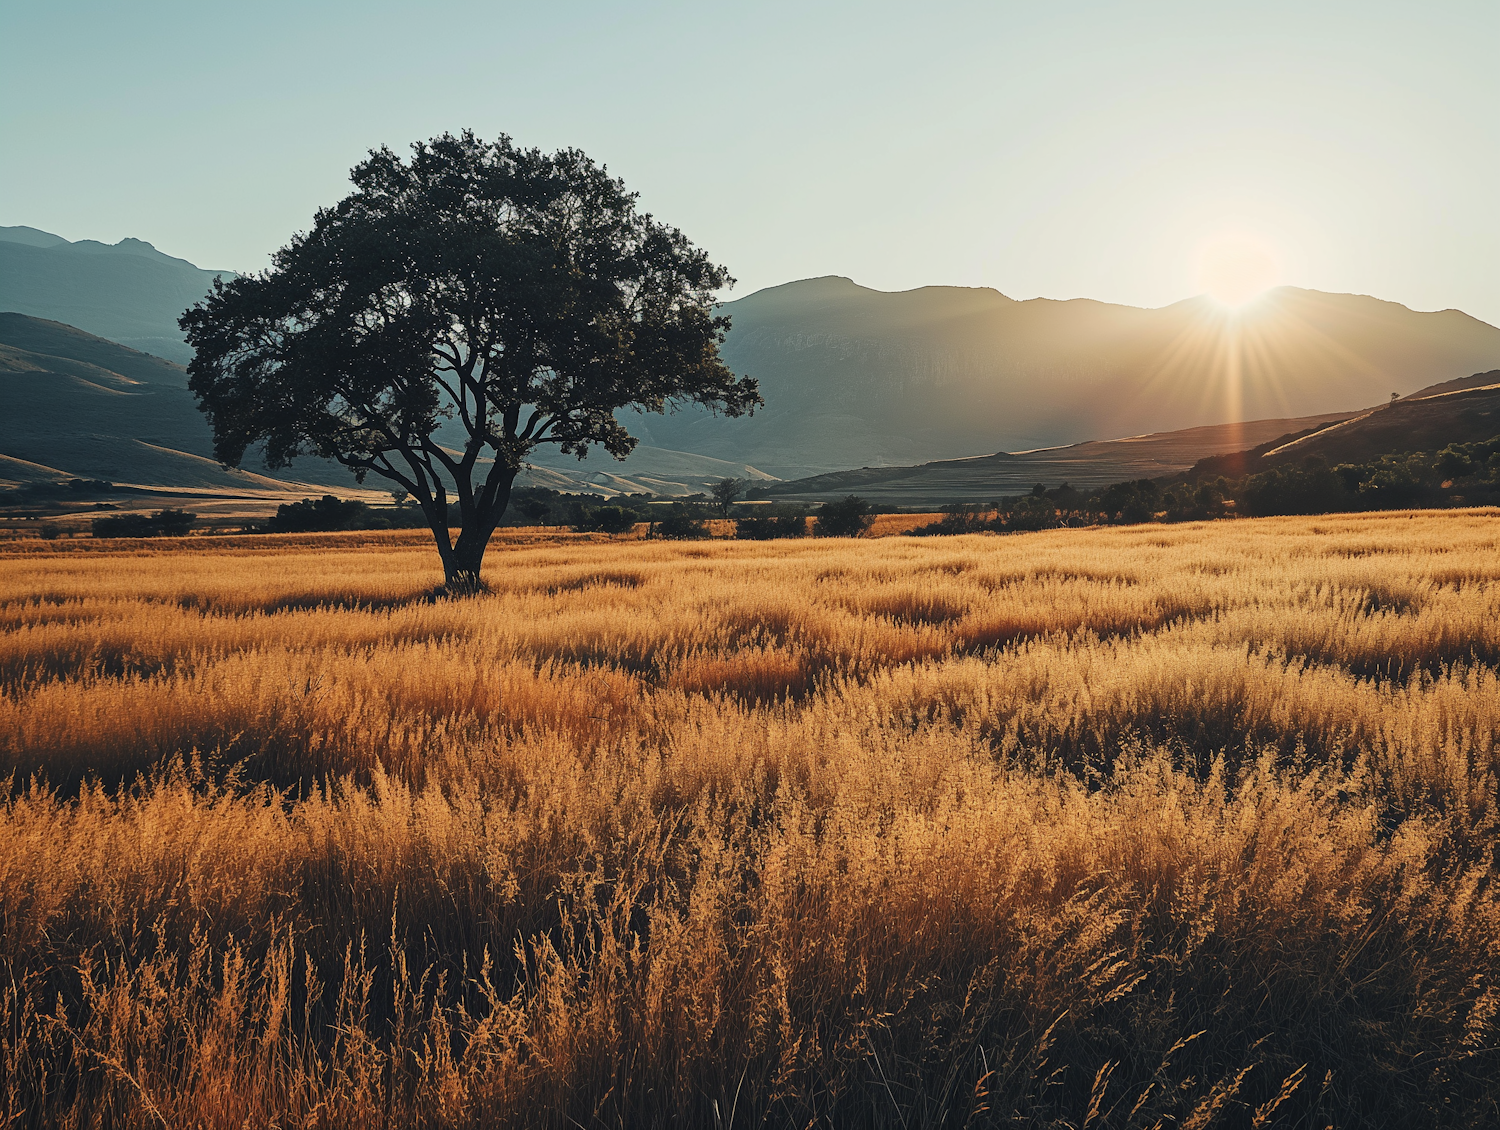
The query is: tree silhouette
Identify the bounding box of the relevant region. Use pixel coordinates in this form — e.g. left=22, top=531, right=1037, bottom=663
left=710, top=476, right=744, bottom=516
left=182, top=131, right=760, bottom=590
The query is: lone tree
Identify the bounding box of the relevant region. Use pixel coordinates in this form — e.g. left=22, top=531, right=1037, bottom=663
left=709, top=476, right=744, bottom=516
left=182, top=131, right=759, bottom=590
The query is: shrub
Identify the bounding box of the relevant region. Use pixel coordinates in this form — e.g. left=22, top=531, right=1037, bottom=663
left=733, top=515, right=778, bottom=540
left=265, top=496, right=370, bottom=533
left=909, top=504, right=990, bottom=536
left=813, top=495, right=874, bottom=537
left=651, top=504, right=708, bottom=539
left=91, top=509, right=196, bottom=538
left=994, top=495, right=1061, bottom=533
left=734, top=512, right=808, bottom=540
left=1097, top=479, right=1160, bottom=523
left=1239, top=457, right=1351, bottom=517
left=574, top=505, right=639, bottom=535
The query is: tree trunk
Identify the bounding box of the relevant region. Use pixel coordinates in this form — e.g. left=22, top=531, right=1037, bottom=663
left=443, top=526, right=490, bottom=593
left=431, top=469, right=515, bottom=594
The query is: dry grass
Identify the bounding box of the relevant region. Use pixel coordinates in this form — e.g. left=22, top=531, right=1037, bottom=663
left=2, top=511, right=1499, bottom=1127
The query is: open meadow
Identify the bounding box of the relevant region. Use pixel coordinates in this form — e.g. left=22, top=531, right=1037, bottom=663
left=3, top=512, right=1500, bottom=1127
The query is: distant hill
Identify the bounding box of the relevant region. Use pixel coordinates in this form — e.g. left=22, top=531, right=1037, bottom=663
left=757, top=411, right=1361, bottom=505
left=622, top=277, right=1500, bottom=479
left=0, top=227, right=233, bottom=363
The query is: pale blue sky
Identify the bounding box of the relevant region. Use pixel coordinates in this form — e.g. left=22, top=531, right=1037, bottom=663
left=4, top=1, right=1497, bottom=322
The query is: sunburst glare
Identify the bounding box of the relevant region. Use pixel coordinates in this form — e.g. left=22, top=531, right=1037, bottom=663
left=1195, top=231, right=1283, bottom=308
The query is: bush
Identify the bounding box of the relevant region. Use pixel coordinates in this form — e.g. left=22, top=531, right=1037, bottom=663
left=729, top=510, right=804, bottom=540
left=91, top=509, right=195, bottom=538
left=652, top=504, right=708, bottom=539
left=733, top=515, right=777, bottom=540
left=265, top=496, right=371, bottom=533
left=995, top=495, right=1061, bottom=533
left=909, top=504, right=990, bottom=536
left=573, top=505, right=639, bottom=535
left=1096, top=479, right=1160, bottom=524
left=813, top=495, right=874, bottom=538
left=734, top=512, right=808, bottom=540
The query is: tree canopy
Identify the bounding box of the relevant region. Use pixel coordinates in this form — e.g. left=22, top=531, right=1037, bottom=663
left=182, top=131, right=759, bottom=588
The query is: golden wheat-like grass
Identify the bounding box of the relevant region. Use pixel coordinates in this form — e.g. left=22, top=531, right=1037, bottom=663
left=2, top=511, right=1498, bottom=1127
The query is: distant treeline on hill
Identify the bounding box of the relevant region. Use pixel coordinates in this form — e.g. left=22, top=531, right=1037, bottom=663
left=909, top=433, right=1500, bottom=535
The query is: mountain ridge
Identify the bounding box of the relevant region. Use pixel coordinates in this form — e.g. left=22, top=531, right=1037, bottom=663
left=0, top=227, right=233, bottom=363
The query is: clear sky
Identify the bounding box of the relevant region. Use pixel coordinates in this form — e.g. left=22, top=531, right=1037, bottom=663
left=4, top=1, right=1497, bottom=322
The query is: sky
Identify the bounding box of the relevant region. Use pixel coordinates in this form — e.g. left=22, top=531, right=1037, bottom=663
left=3, top=1, right=1497, bottom=323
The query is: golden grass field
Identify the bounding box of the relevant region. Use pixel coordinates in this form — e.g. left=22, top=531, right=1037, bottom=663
left=3, top=512, right=1499, bottom=1127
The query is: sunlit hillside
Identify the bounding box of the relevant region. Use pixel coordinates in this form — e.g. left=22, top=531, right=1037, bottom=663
left=3, top=514, right=1498, bottom=1127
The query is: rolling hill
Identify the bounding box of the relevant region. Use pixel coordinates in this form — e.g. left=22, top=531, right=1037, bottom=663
left=760, top=370, right=1500, bottom=505
left=754, top=411, right=1361, bottom=505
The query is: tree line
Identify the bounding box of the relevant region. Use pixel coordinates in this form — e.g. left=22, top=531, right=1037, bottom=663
left=907, top=434, right=1500, bottom=535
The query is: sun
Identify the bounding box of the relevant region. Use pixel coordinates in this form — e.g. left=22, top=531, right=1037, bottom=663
left=1195, top=232, right=1282, bottom=308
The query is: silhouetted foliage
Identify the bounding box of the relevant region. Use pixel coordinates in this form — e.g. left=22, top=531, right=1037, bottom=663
left=910, top=503, right=990, bottom=536
left=513, top=495, right=552, bottom=525
left=1161, top=479, right=1229, bottom=522
left=91, top=509, right=195, bottom=538
left=995, top=493, right=1062, bottom=532
left=734, top=510, right=809, bottom=540
left=182, top=130, right=759, bottom=590
left=572, top=505, right=642, bottom=535
left=265, top=495, right=371, bottom=533
left=1097, top=479, right=1160, bottom=524
left=651, top=503, right=709, bottom=539
left=1238, top=457, right=1349, bottom=516
left=813, top=495, right=874, bottom=537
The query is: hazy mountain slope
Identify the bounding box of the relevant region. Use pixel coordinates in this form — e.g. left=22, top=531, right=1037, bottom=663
left=635, top=277, right=1500, bottom=478
left=0, top=312, right=191, bottom=387
left=0, top=226, right=70, bottom=248
left=0, top=229, right=232, bottom=363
